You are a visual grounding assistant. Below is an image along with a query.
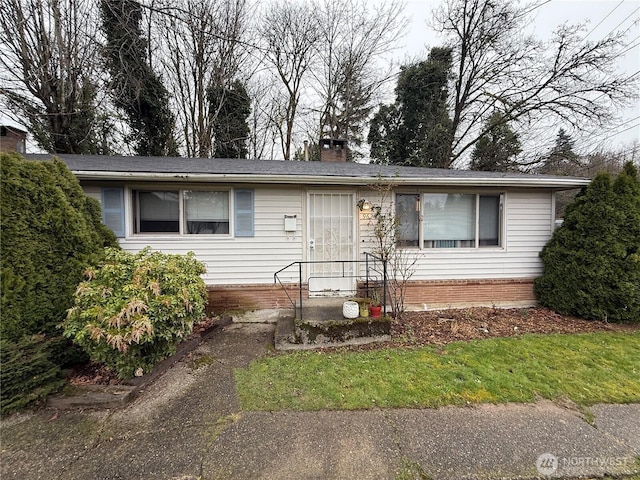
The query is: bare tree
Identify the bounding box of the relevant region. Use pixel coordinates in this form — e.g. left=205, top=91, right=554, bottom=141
left=367, top=180, right=416, bottom=319
left=313, top=0, right=406, bottom=156
left=158, top=0, right=251, bottom=157
left=433, top=0, right=638, bottom=165
left=0, top=0, right=107, bottom=153
left=246, top=75, right=282, bottom=160
left=258, top=0, right=321, bottom=160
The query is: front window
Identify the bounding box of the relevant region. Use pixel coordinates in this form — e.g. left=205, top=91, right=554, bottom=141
left=133, top=189, right=231, bottom=235
left=135, top=191, right=180, bottom=233
left=184, top=191, right=229, bottom=234
left=397, top=192, right=503, bottom=249
left=423, top=193, right=476, bottom=248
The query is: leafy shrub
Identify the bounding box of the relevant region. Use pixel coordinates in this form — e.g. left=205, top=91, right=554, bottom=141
left=535, top=162, right=640, bottom=322
left=63, top=247, right=208, bottom=378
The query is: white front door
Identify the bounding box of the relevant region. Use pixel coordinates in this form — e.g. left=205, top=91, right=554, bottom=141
left=308, top=192, right=356, bottom=296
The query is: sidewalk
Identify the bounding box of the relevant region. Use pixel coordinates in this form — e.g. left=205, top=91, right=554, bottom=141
left=1, top=323, right=638, bottom=480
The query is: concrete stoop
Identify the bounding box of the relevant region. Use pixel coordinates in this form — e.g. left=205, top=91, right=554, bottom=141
left=274, top=304, right=391, bottom=351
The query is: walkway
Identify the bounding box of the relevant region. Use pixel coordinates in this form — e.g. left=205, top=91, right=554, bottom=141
left=1, top=323, right=638, bottom=479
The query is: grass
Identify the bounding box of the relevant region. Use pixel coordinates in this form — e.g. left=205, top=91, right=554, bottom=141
left=235, top=332, right=640, bottom=411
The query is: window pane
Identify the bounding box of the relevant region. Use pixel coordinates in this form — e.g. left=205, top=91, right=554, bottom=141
left=235, top=189, right=254, bottom=237
left=396, top=194, right=420, bottom=246
left=424, top=194, right=475, bottom=248
left=184, top=191, right=229, bottom=234
left=137, top=191, right=179, bottom=233
left=102, top=188, right=125, bottom=237
left=479, top=195, right=500, bottom=246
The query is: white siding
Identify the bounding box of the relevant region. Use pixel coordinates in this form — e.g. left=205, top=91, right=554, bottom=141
left=357, top=188, right=553, bottom=281
left=90, top=185, right=305, bottom=285
left=86, top=183, right=554, bottom=285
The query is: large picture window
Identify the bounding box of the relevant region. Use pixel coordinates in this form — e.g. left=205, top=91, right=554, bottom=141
left=132, top=188, right=250, bottom=236
left=397, top=192, right=504, bottom=249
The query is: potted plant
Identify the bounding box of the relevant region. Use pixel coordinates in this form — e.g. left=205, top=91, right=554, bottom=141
left=358, top=298, right=371, bottom=317
left=369, top=291, right=383, bottom=318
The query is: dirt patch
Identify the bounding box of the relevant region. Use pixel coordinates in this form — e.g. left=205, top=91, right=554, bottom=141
left=393, top=307, right=639, bottom=347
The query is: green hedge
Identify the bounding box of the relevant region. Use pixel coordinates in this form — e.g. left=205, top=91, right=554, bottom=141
left=1, top=153, right=118, bottom=414
left=1, top=153, right=117, bottom=340
left=535, top=162, right=640, bottom=322
left=0, top=337, right=66, bottom=414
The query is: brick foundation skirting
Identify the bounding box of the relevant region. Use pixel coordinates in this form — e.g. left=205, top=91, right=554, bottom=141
left=206, top=278, right=536, bottom=314
left=206, top=284, right=308, bottom=315
left=402, top=278, right=536, bottom=309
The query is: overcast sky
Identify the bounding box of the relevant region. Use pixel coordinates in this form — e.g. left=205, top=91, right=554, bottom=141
left=395, top=0, right=640, bottom=155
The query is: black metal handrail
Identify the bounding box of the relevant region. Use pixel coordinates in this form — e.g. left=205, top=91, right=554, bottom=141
left=273, top=253, right=387, bottom=321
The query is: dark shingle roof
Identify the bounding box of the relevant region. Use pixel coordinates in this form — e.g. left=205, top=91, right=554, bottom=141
left=25, top=154, right=590, bottom=188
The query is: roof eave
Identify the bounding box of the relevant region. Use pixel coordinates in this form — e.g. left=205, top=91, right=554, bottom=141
left=72, top=170, right=591, bottom=189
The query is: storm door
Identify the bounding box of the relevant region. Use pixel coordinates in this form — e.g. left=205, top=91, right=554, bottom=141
left=307, top=192, right=356, bottom=296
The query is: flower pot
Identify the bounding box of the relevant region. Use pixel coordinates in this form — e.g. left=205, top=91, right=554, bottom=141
left=359, top=304, right=369, bottom=317
left=370, top=305, right=382, bottom=318
left=343, top=301, right=359, bottom=319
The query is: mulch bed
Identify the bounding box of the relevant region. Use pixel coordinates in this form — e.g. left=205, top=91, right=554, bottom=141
left=393, top=306, right=639, bottom=347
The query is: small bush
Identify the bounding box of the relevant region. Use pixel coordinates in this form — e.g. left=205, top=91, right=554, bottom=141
left=0, top=336, right=66, bottom=415
left=535, top=162, right=640, bottom=322
left=63, top=247, right=208, bottom=378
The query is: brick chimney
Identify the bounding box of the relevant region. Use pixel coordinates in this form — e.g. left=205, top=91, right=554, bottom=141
left=0, top=126, right=27, bottom=154
left=319, top=138, right=348, bottom=162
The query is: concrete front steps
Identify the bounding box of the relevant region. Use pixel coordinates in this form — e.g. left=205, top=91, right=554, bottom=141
left=274, top=297, right=391, bottom=351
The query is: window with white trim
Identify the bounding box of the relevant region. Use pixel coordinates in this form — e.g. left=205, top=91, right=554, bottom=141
left=131, top=188, right=253, bottom=236
left=184, top=190, right=229, bottom=234
left=396, top=192, right=504, bottom=248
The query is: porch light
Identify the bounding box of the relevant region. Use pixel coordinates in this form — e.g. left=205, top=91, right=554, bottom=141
left=357, top=199, right=372, bottom=211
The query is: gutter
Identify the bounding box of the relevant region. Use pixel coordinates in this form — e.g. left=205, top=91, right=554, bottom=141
left=72, top=170, right=591, bottom=189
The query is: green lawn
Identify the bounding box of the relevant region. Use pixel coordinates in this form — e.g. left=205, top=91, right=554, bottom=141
left=235, top=332, right=640, bottom=411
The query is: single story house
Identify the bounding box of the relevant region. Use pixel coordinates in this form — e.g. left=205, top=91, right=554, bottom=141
left=28, top=149, right=589, bottom=315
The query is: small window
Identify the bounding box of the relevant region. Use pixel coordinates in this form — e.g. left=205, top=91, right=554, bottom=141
left=235, top=189, right=254, bottom=237
left=396, top=194, right=420, bottom=247
left=479, top=195, right=501, bottom=246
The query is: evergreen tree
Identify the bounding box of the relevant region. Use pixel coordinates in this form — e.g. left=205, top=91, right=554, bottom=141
left=207, top=80, right=251, bottom=159
left=368, top=104, right=402, bottom=165
left=535, top=162, right=640, bottom=322
left=540, top=128, right=580, bottom=174
left=1, top=153, right=118, bottom=413
left=368, top=47, right=454, bottom=167
left=469, top=112, right=521, bottom=171
left=101, top=0, right=178, bottom=156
